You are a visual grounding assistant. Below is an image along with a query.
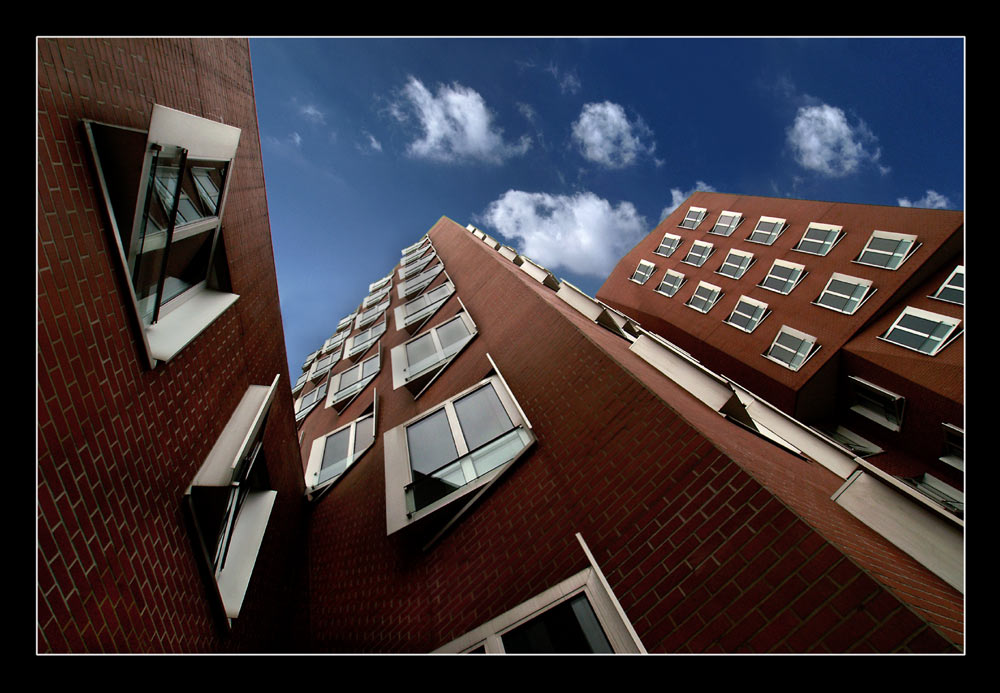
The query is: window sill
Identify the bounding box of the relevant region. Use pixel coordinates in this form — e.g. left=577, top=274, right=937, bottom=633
left=145, top=287, right=239, bottom=365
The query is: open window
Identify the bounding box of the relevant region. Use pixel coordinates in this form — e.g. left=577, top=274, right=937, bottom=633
left=394, top=280, right=455, bottom=334
left=304, top=392, right=377, bottom=500
left=710, top=210, right=743, bottom=237
left=764, top=325, right=820, bottom=372
left=746, top=216, right=787, bottom=245
left=344, top=320, right=386, bottom=360
left=327, top=345, right=381, bottom=413
left=724, top=295, right=770, bottom=332
left=685, top=281, right=723, bottom=314
left=390, top=310, right=478, bottom=398
left=184, top=374, right=279, bottom=626
left=307, top=347, right=341, bottom=381
left=794, top=222, right=844, bottom=256
left=629, top=260, right=656, bottom=285
left=399, top=251, right=437, bottom=280
left=398, top=262, right=445, bottom=300
left=678, top=206, right=707, bottom=229
left=83, top=105, right=242, bottom=368
left=931, top=265, right=964, bottom=305
left=355, top=298, right=390, bottom=330
left=295, top=379, right=329, bottom=422
left=759, top=259, right=806, bottom=295
left=848, top=376, right=905, bottom=431
left=854, top=230, right=919, bottom=270
left=653, top=232, right=682, bottom=257
left=655, top=268, right=686, bottom=297
left=939, top=423, right=963, bottom=471
left=715, top=248, right=755, bottom=279
left=879, top=306, right=962, bottom=356
left=681, top=240, right=714, bottom=267
left=814, top=273, right=875, bottom=315
left=383, top=361, right=536, bottom=536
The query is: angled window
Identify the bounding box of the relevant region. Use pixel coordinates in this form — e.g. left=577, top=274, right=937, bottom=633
left=394, top=280, right=455, bottom=334
left=301, top=350, right=319, bottom=372
left=820, top=425, right=883, bottom=458
left=764, top=325, right=819, bottom=371
left=678, top=206, right=707, bottom=229
left=402, top=236, right=431, bottom=260
left=939, top=423, right=963, bottom=471
left=931, top=265, right=964, bottom=305
left=655, top=268, right=686, bottom=297
left=355, top=298, right=390, bottom=330
left=344, top=320, right=386, bottom=359
left=291, top=370, right=309, bottom=394
left=383, top=369, right=536, bottom=535
left=304, top=394, right=377, bottom=499
left=390, top=311, right=478, bottom=398
left=848, top=376, right=905, bottom=432
left=725, top=295, right=770, bottom=332
left=630, top=260, right=656, bottom=284
left=681, top=240, right=714, bottom=267
left=759, top=259, right=806, bottom=295
left=854, top=230, right=919, bottom=270
left=309, top=348, right=341, bottom=380
left=901, top=474, right=963, bottom=519
left=794, top=222, right=843, bottom=256
left=747, top=216, right=787, bottom=246
left=184, top=375, right=279, bottom=626
left=879, top=306, right=962, bottom=356
left=653, top=232, right=682, bottom=257
left=685, top=281, right=723, bottom=314
left=710, top=210, right=743, bottom=237
left=814, top=273, right=875, bottom=315
left=323, top=331, right=347, bottom=354
left=369, top=273, right=392, bottom=293
left=399, top=251, right=437, bottom=280
left=336, top=313, right=356, bottom=333
left=363, top=284, right=392, bottom=308
left=328, top=347, right=381, bottom=413
left=83, top=105, right=242, bottom=368
left=295, top=380, right=329, bottom=422
left=398, top=262, right=444, bottom=300
left=716, top=248, right=755, bottom=279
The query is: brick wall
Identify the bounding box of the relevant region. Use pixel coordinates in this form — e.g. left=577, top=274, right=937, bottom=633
left=37, top=38, right=307, bottom=653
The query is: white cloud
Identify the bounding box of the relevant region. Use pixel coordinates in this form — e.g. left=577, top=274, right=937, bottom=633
left=358, top=131, right=382, bottom=153
left=660, top=181, right=718, bottom=221
left=480, top=190, right=648, bottom=278
left=300, top=104, right=326, bottom=125
left=571, top=102, right=655, bottom=169
left=898, top=190, right=952, bottom=209
left=289, top=132, right=302, bottom=147
left=786, top=104, right=884, bottom=177
left=391, top=77, right=531, bottom=164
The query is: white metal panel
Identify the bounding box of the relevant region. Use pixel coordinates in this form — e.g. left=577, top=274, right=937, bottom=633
left=216, top=490, right=277, bottom=618
left=146, top=288, right=239, bottom=364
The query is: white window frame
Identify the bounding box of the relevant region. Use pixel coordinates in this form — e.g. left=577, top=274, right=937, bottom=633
left=653, top=232, right=682, bottom=257
left=390, top=310, right=478, bottom=398
left=362, top=284, right=392, bottom=308
left=710, top=210, right=743, bottom=237
left=764, top=325, right=820, bottom=372
left=759, top=259, right=806, bottom=295
left=344, top=320, right=386, bottom=359
left=291, top=370, right=309, bottom=394
left=848, top=376, right=905, bottom=432
left=879, top=306, right=962, bottom=356
left=715, top=248, right=755, bottom=280
left=746, top=216, right=787, bottom=245
left=394, top=280, right=455, bottom=334
left=685, top=280, right=723, bottom=314
left=398, top=262, right=444, bottom=300
left=401, top=236, right=431, bottom=259
left=853, top=230, right=919, bottom=270
left=931, top=265, right=964, bottom=305
left=383, top=363, right=535, bottom=537
left=629, top=259, right=656, bottom=285
left=295, top=379, right=329, bottom=422
left=327, top=346, right=381, bottom=413
left=793, top=222, right=844, bottom=256
left=336, top=313, right=357, bottom=333
left=369, top=273, right=393, bottom=293
left=813, top=272, right=875, bottom=315
left=308, top=347, right=341, bottom=380
left=939, top=423, right=963, bottom=471
left=355, top=298, right=390, bottom=330
left=304, top=393, right=377, bottom=499
left=399, top=251, right=437, bottom=280
left=678, top=206, right=707, bottom=230
left=322, top=331, right=347, bottom=354
left=655, top=268, right=686, bottom=297
left=724, top=295, right=770, bottom=333
left=681, top=240, right=714, bottom=267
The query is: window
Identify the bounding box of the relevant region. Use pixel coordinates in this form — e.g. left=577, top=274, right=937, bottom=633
left=879, top=306, right=962, bottom=356
left=323, top=331, right=347, bottom=353
left=383, top=369, right=536, bottom=535
left=685, top=281, right=723, bottom=313
left=394, top=280, right=455, bottom=333
left=304, top=395, right=377, bottom=499
left=819, top=425, right=883, bottom=458
left=725, top=295, right=770, bottom=332
left=716, top=248, right=755, bottom=279
left=710, top=210, right=743, bottom=237
left=399, top=251, right=436, bottom=280
left=764, top=325, right=819, bottom=371
left=746, top=216, right=787, bottom=245
left=369, top=274, right=392, bottom=293
left=939, top=423, right=963, bottom=471
left=355, top=298, right=389, bottom=330
left=390, top=312, right=478, bottom=397
left=328, top=348, right=381, bottom=413
left=362, top=284, right=391, bottom=308
left=292, top=370, right=309, bottom=394
left=83, top=105, right=242, bottom=368
left=814, top=273, right=874, bottom=315
left=309, top=348, right=341, bottom=379
left=344, top=320, right=386, bottom=359
left=655, top=269, right=686, bottom=297
left=794, top=222, right=843, bottom=256
left=854, top=230, right=919, bottom=270
left=630, top=260, right=656, bottom=284
left=295, top=380, right=329, bottom=422
left=336, top=313, right=356, bottom=333
left=931, top=265, right=964, bottom=305
left=301, top=350, right=319, bottom=371
left=184, top=375, right=279, bottom=625
left=398, top=262, right=444, bottom=300
left=848, top=376, right=905, bottom=431
left=678, top=206, right=707, bottom=229
left=759, top=259, right=806, bottom=295
left=401, top=236, right=431, bottom=261
left=901, top=474, right=963, bottom=519
left=681, top=240, right=714, bottom=267
left=653, top=232, right=682, bottom=257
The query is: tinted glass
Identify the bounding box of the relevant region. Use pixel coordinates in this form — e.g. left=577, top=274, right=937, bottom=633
left=501, top=594, right=612, bottom=654
left=406, top=409, right=459, bottom=476
left=454, top=384, right=514, bottom=452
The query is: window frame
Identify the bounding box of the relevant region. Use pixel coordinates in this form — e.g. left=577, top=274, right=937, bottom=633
left=709, top=210, right=743, bottom=237
left=344, top=320, right=386, bottom=359
left=394, top=280, right=455, bottom=334
left=399, top=251, right=437, bottom=280
left=931, top=265, right=964, bottom=305
left=308, top=346, right=341, bottom=380
left=853, top=230, right=920, bottom=270
left=355, top=298, right=390, bottom=330
left=746, top=216, right=787, bottom=246
left=678, top=206, right=707, bottom=230
left=724, top=295, right=770, bottom=333
left=295, top=379, right=329, bottom=422
left=654, top=268, right=686, bottom=297
left=813, top=272, right=875, bottom=315
left=847, top=375, right=905, bottom=432
left=793, top=222, right=844, bottom=256
left=759, top=259, right=807, bottom=295
left=398, top=262, right=445, bottom=300
left=390, top=309, right=478, bottom=398
left=653, top=232, right=683, bottom=258
left=304, top=392, right=378, bottom=499
left=878, top=306, right=962, bottom=356
left=681, top=240, right=714, bottom=267
left=383, top=364, right=536, bottom=536
left=763, top=324, right=820, bottom=372
left=685, top=280, right=723, bottom=314
left=939, top=423, right=963, bottom=471
left=715, top=248, right=755, bottom=280
left=327, top=344, right=382, bottom=413
left=629, top=259, right=656, bottom=285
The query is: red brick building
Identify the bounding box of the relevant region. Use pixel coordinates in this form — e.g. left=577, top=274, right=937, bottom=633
left=37, top=38, right=308, bottom=653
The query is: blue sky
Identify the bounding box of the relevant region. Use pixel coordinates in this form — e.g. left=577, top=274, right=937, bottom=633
left=247, top=37, right=964, bottom=380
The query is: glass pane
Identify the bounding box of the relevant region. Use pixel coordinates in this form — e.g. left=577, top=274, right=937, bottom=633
left=353, top=414, right=375, bottom=457
left=501, top=594, right=613, bottom=654
left=406, top=409, right=459, bottom=477
left=319, top=428, right=351, bottom=482
left=437, top=316, right=472, bottom=351
left=405, top=333, right=436, bottom=369
left=454, top=384, right=514, bottom=452
left=339, top=363, right=362, bottom=389
left=362, top=353, right=380, bottom=379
